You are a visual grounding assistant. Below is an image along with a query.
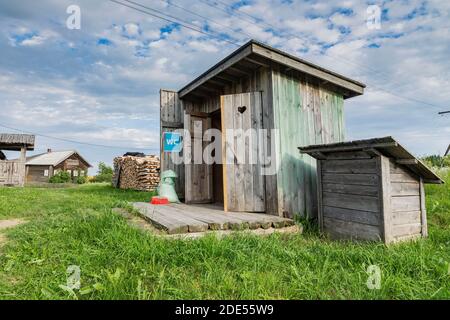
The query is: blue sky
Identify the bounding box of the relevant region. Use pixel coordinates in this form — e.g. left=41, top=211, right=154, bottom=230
left=0, top=0, right=449, bottom=174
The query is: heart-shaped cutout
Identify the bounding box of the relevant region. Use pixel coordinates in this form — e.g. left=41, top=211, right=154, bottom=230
left=238, top=106, right=247, bottom=114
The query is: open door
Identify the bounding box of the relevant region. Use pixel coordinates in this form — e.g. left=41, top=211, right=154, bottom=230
left=221, top=92, right=266, bottom=212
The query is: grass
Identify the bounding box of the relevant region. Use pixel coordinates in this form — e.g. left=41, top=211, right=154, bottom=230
left=0, top=180, right=449, bottom=300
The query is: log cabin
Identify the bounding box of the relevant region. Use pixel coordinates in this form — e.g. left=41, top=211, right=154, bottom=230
left=26, top=149, right=91, bottom=184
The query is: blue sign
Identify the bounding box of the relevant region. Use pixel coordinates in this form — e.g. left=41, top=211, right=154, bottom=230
left=163, top=132, right=182, bottom=153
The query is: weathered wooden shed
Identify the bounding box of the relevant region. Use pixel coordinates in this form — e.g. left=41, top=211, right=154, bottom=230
left=0, top=134, right=35, bottom=187
left=160, top=40, right=366, bottom=218
left=299, top=137, right=443, bottom=243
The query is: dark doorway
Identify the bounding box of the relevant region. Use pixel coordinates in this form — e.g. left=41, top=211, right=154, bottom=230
left=211, top=110, right=223, bottom=205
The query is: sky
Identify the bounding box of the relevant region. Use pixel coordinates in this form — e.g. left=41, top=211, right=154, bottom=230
left=0, top=0, right=449, bottom=174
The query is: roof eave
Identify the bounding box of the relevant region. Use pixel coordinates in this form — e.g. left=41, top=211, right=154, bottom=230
left=178, top=40, right=366, bottom=99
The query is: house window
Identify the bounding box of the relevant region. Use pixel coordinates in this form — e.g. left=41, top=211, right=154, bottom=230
left=44, top=170, right=49, bottom=177
left=73, top=170, right=79, bottom=177
left=67, top=170, right=72, bottom=176
left=80, top=171, right=85, bottom=177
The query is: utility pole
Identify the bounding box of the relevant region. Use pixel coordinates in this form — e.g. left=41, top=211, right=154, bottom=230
left=438, top=111, right=450, bottom=159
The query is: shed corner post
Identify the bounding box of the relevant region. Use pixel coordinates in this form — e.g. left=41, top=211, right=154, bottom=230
left=316, top=159, right=324, bottom=232
left=19, top=146, right=27, bottom=187
left=378, top=155, right=393, bottom=244
left=419, top=177, right=428, bottom=238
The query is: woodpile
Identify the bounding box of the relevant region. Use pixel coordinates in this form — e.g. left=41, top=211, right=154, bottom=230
left=113, top=155, right=160, bottom=191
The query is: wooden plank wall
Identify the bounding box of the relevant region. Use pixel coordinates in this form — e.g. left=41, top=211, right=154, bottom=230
left=389, top=160, right=423, bottom=241
left=160, top=89, right=185, bottom=199
left=318, top=151, right=382, bottom=241
left=272, top=67, right=345, bottom=218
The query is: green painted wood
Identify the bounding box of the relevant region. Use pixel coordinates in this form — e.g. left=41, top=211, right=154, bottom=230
left=272, top=69, right=345, bottom=218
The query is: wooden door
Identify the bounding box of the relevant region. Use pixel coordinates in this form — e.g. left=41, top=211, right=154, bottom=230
left=221, top=92, right=266, bottom=212
left=185, top=112, right=213, bottom=204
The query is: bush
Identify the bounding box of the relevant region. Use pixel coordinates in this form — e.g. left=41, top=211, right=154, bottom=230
left=76, top=176, right=87, bottom=184
left=93, top=162, right=114, bottom=183
left=422, top=155, right=450, bottom=169
left=49, top=171, right=71, bottom=184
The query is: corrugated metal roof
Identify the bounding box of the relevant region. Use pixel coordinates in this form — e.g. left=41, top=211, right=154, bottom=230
left=299, top=136, right=443, bottom=184
left=26, top=150, right=91, bottom=167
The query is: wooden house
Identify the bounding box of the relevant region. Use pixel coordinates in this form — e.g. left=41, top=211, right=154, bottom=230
left=0, top=134, right=35, bottom=187
left=26, top=150, right=91, bottom=184
left=160, top=40, right=366, bottom=218
left=299, top=137, right=443, bottom=243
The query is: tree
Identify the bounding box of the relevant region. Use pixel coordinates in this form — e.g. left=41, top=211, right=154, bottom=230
left=94, top=162, right=114, bottom=183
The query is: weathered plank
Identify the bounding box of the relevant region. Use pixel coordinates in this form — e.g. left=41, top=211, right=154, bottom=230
left=390, top=182, right=420, bottom=196
left=323, top=151, right=372, bottom=160
left=323, top=206, right=380, bottom=226
left=322, top=173, right=379, bottom=186
left=323, top=217, right=381, bottom=241
left=419, top=178, right=428, bottom=237
left=322, top=183, right=379, bottom=197
left=379, top=155, right=393, bottom=243
left=390, top=171, right=418, bottom=183
left=391, top=196, right=420, bottom=212
left=392, top=210, right=421, bottom=226
left=322, top=192, right=379, bottom=213
left=322, top=159, right=377, bottom=174
left=132, top=203, right=188, bottom=234
left=392, top=223, right=422, bottom=237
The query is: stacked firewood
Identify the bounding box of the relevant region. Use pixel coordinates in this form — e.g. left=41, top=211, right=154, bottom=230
left=113, top=155, right=160, bottom=191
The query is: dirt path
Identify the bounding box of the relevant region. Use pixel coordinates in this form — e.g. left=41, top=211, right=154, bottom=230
left=0, top=219, right=27, bottom=247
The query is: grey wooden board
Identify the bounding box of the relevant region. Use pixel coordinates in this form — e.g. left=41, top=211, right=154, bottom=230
left=322, top=183, right=379, bottom=197
left=323, top=217, right=381, bottom=241
left=390, top=182, right=420, bottom=196
left=323, top=206, right=380, bottom=226
left=221, top=92, right=266, bottom=212
left=391, top=196, right=420, bottom=212
left=392, top=223, right=422, bottom=237
left=322, top=159, right=377, bottom=174
left=322, top=192, right=379, bottom=213
left=392, top=210, right=421, bottom=225
left=322, top=173, right=379, bottom=186
left=132, top=202, right=294, bottom=234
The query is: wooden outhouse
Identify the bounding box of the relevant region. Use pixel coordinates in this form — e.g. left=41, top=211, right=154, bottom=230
left=0, top=134, right=35, bottom=187
left=299, top=137, right=443, bottom=243
left=160, top=40, right=365, bottom=218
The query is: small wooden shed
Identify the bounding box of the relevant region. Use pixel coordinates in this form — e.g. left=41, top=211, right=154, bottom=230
left=160, top=40, right=366, bottom=218
left=299, top=137, right=443, bottom=243
left=0, top=134, right=35, bottom=187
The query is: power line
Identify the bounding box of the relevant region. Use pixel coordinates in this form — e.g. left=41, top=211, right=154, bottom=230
left=109, top=0, right=448, bottom=111
left=196, top=0, right=449, bottom=110
left=0, top=122, right=157, bottom=151
left=109, top=0, right=240, bottom=46
left=159, top=0, right=254, bottom=40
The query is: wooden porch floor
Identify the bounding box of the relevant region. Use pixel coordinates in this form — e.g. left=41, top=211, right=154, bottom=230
left=132, top=202, right=295, bottom=234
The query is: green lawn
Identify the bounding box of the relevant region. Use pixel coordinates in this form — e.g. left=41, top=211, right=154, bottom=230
left=0, top=178, right=449, bottom=300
